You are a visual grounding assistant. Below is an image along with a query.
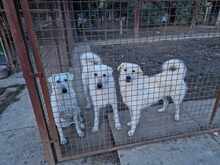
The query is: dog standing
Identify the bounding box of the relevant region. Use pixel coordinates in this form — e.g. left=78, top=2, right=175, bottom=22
left=86, top=64, right=122, bottom=132
left=118, top=59, right=187, bottom=136
left=81, top=52, right=102, bottom=109
left=48, top=72, right=84, bottom=144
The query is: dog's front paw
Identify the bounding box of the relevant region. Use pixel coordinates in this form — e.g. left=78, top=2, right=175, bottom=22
left=128, top=129, right=135, bottom=137
left=158, top=108, right=165, bottom=112
left=92, top=127, right=99, bottom=132
left=60, top=137, right=68, bottom=145
left=174, top=114, right=180, bottom=121
left=115, top=123, right=122, bottom=130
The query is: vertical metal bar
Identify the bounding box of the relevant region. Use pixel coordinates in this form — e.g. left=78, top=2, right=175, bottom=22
left=49, top=1, right=63, bottom=72
left=2, top=1, right=56, bottom=164
left=0, top=21, right=15, bottom=70
left=19, top=0, right=63, bottom=160
left=134, top=0, right=141, bottom=37
left=61, top=0, right=74, bottom=67
left=209, top=89, right=220, bottom=125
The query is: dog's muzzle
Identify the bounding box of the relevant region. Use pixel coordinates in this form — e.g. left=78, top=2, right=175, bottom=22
left=97, top=82, right=103, bottom=89
left=126, top=76, right=131, bottom=83
left=62, top=87, right=67, bottom=93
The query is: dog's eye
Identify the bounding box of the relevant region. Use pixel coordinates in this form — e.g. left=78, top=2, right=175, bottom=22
left=132, top=70, right=135, bottom=73
left=56, top=80, right=61, bottom=83
left=94, top=73, right=98, bottom=77
left=64, top=79, right=68, bottom=82
left=103, top=74, right=106, bottom=77
left=124, top=69, right=127, bottom=72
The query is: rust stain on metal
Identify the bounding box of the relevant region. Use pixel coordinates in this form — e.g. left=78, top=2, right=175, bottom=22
left=20, top=0, right=62, bottom=161
left=3, top=0, right=56, bottom=164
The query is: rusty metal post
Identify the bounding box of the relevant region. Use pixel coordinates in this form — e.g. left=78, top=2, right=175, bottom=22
left=3, top=1, right=56, bottom=164
left=209, top=89, right=220, bottom=126
left=19, top=0, right=63, bottom=160
left=0, top=16, right=18, bottom=70
left=134, top=0, right=142, bottom=38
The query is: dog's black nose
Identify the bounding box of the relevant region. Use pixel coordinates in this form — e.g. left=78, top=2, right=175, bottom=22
left=126, top=76, right=131, bottom=82
left=97, top=83, right=103, bottom=89
left=62, top=88, right=67, bottom=93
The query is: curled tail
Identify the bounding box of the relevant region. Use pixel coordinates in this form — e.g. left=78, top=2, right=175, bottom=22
left=162, top=59, right=187, bottom=78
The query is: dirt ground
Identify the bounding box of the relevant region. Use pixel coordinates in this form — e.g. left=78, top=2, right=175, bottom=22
left=91, top=37, right=220, bottom=100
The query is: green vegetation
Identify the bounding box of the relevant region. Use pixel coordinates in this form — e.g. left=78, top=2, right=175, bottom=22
left=126, top=0, right=208, bottom=27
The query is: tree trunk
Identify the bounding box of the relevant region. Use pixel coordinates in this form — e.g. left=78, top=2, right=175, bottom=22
left=134, top=0, right=141, bottom=38
left=216, top=10, right=220, bottom=26
left=191, top=0, right=198, bottom=28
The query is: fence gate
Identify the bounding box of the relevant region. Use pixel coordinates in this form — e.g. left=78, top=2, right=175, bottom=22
left=2, top=0, right=220, bottom=164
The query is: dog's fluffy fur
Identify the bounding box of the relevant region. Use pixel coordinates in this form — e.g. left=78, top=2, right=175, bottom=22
left=81, top=52, right=102, bottom=109
left=86, top=64, right=121, bottom=132
left=118, top=59, right=187, bottom=136
left=48, top=72, right=84, bottom=144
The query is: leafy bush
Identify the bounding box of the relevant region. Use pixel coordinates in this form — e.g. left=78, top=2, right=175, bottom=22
left=127, top=0, right=208, bottom=27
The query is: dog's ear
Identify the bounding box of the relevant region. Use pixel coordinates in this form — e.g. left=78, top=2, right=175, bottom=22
left=94, top=56, right=102, bottom=65
left=67, top=73, right=74, bottom=80
left=117, top=63, right=125, bottom=71
left=138, top=67, right=144, bottom=75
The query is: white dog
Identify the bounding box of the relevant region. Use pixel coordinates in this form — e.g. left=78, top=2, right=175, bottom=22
left=81, top=52, right=102, bottom=109
left=118, top=59, right=187, bottom=136
left=86, top=64, right=122, bottom=132
left=48, top=72, right=84, bottom=144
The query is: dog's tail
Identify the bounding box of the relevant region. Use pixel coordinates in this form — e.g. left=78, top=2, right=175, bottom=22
left=162, top=59, right=187, bottom=78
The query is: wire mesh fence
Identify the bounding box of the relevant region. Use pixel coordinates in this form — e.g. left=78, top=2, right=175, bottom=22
left=0, top=1, right=18, bottom=71
left=2, top=0, right=220, bottom=162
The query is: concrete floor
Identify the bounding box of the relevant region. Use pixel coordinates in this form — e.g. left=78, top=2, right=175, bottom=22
left=0, top=74, right=45, bottom=165
left=118, top=134, right=220, bottom=165
left=0, top=73, right=117, bottom=165
left=1, top=73, right=220, bottom=165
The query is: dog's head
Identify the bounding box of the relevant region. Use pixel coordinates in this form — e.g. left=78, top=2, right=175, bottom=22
left=80, top=52, right=102, bottom=67
left=117, top=63, right=143, bottom=83
left=89, top=64, right=113, bottom=90
left=48, top=72, right=74, bottom=94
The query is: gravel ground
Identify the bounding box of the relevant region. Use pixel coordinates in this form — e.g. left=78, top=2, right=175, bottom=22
left=91, top=37, right=220, bottom=100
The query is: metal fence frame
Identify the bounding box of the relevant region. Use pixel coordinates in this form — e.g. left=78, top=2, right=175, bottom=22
left=3, top=0, right=58, bottom=164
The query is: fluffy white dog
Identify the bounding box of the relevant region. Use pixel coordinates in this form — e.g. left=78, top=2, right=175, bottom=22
left=81, top=52, right=102, bottom=109
left=48, top=72, right=84, bottom=144
left=118, top=59, right=187, bottom=136
left=86, top=64, right=122, bottom=132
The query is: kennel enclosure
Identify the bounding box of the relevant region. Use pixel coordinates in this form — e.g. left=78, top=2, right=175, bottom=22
left=1, top=0, right=220, bottom=164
